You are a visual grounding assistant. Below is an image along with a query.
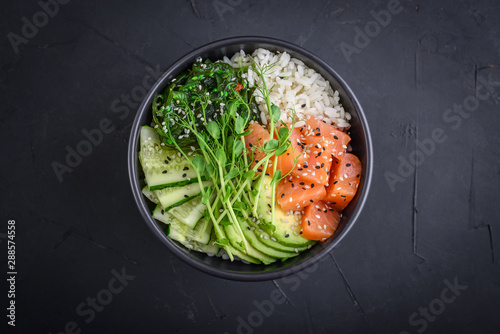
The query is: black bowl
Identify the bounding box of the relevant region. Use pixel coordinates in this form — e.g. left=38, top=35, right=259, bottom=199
left=128, top=36, right=373, bottom=281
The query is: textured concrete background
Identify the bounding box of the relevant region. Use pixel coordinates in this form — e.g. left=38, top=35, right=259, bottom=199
left=1, top=0, right=499, bottom=333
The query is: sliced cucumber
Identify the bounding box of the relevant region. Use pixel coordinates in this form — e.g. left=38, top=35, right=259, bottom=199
left=169, top=224, right=219, bottom=255
left=142, top=185, right=159, bottom=204
left=152, top=205, right=173, bottom=224
left=154, top=181, right=212, bottom=211
left=153, top=205, right=214, bottom=247
left=139, top=126, right=199, bottom=190
left=169, top=196, right=207, bottom=229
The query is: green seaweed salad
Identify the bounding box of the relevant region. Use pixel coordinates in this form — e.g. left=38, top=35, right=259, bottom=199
left=139, top=56, right=315, bottom=265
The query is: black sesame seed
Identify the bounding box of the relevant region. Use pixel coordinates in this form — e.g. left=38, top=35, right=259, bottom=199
left=300, top=231, right=303, bottom=234
left=334, top=135, right=339, bottom=140
left=161, top=210, right=164, bottom=215
left=308, top=220, right=311, bottom=226
left=281, top=193, right=285, bottom=198
left=298, top=168, right=303, bottom=171
left=162, top=170, right=167, bottom=174
left=315, top=166, right=320, bottom=169
left=332, top=202, right=336, bottom=205
left=301, top=104, right=306, bottom=108
left=285, top=234, right=290, bottom=238
left=310, top=200, right=314, bottom=203
left=346, top=163, right=351, bottom=167
left=257, top=168, right=262, bottom=172
left=318, top=152, right=322, bottom=156
left=249, top=143, right=253, bottom=147
left=333, top=181, right=338, bottom=184
left=183, top=167, right=189, bottom=171
left=300, top=182, right=305, bottom=185
left=315, top=133, right=321, bottom=136
left=182, top=173, right=187, bottom=178
left=311, top=183, right=315, bottom=188
left=356, top=174, right=360, bottom=178
left=268, top=204, right=272, bottom=208
left=292, top=183, right=295, bottom=188
left=184, top=195, right=189, bottom=198
left=321, top=163, right=325, bottom=168
left=164, top=160, right=169, bottom=164
left=317, top=208, right=322, bottom=212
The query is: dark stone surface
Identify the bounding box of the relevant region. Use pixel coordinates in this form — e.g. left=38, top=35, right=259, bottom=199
left=1, top=0, right=499, bottom=333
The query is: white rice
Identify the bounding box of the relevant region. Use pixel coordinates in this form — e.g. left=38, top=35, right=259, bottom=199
left=223, top=48, right=351, bottom=129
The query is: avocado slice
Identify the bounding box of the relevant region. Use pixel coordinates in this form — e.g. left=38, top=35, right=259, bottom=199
left=212, top=216, right=261, bottom=264
left=224, top=223, right=277, bottom=265
left=240, top=219, right=299, bottom=260
left=254, top=176, right=316, bottom=248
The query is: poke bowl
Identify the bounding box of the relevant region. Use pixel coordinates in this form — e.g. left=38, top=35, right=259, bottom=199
left=128, top=36, right=373, bottom=281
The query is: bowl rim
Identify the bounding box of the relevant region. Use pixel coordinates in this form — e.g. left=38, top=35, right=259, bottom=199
left=128, top=36, right=373, bottom=281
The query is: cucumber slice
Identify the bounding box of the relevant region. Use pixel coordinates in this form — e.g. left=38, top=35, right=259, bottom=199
left=169, top=223, right=219, bottom=255
left=139, top=126, right=200, bottom=190
left=142, top=185, right=159, bottom=204
left=152, top=205, right=173, bottom=224
left=153, top=206, right=213, bottom=246
left=154, top=181, right=212, bottom=211
left=169, top=196, right=207, bottom=229
left=255, top=176, right=316, bottom=248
